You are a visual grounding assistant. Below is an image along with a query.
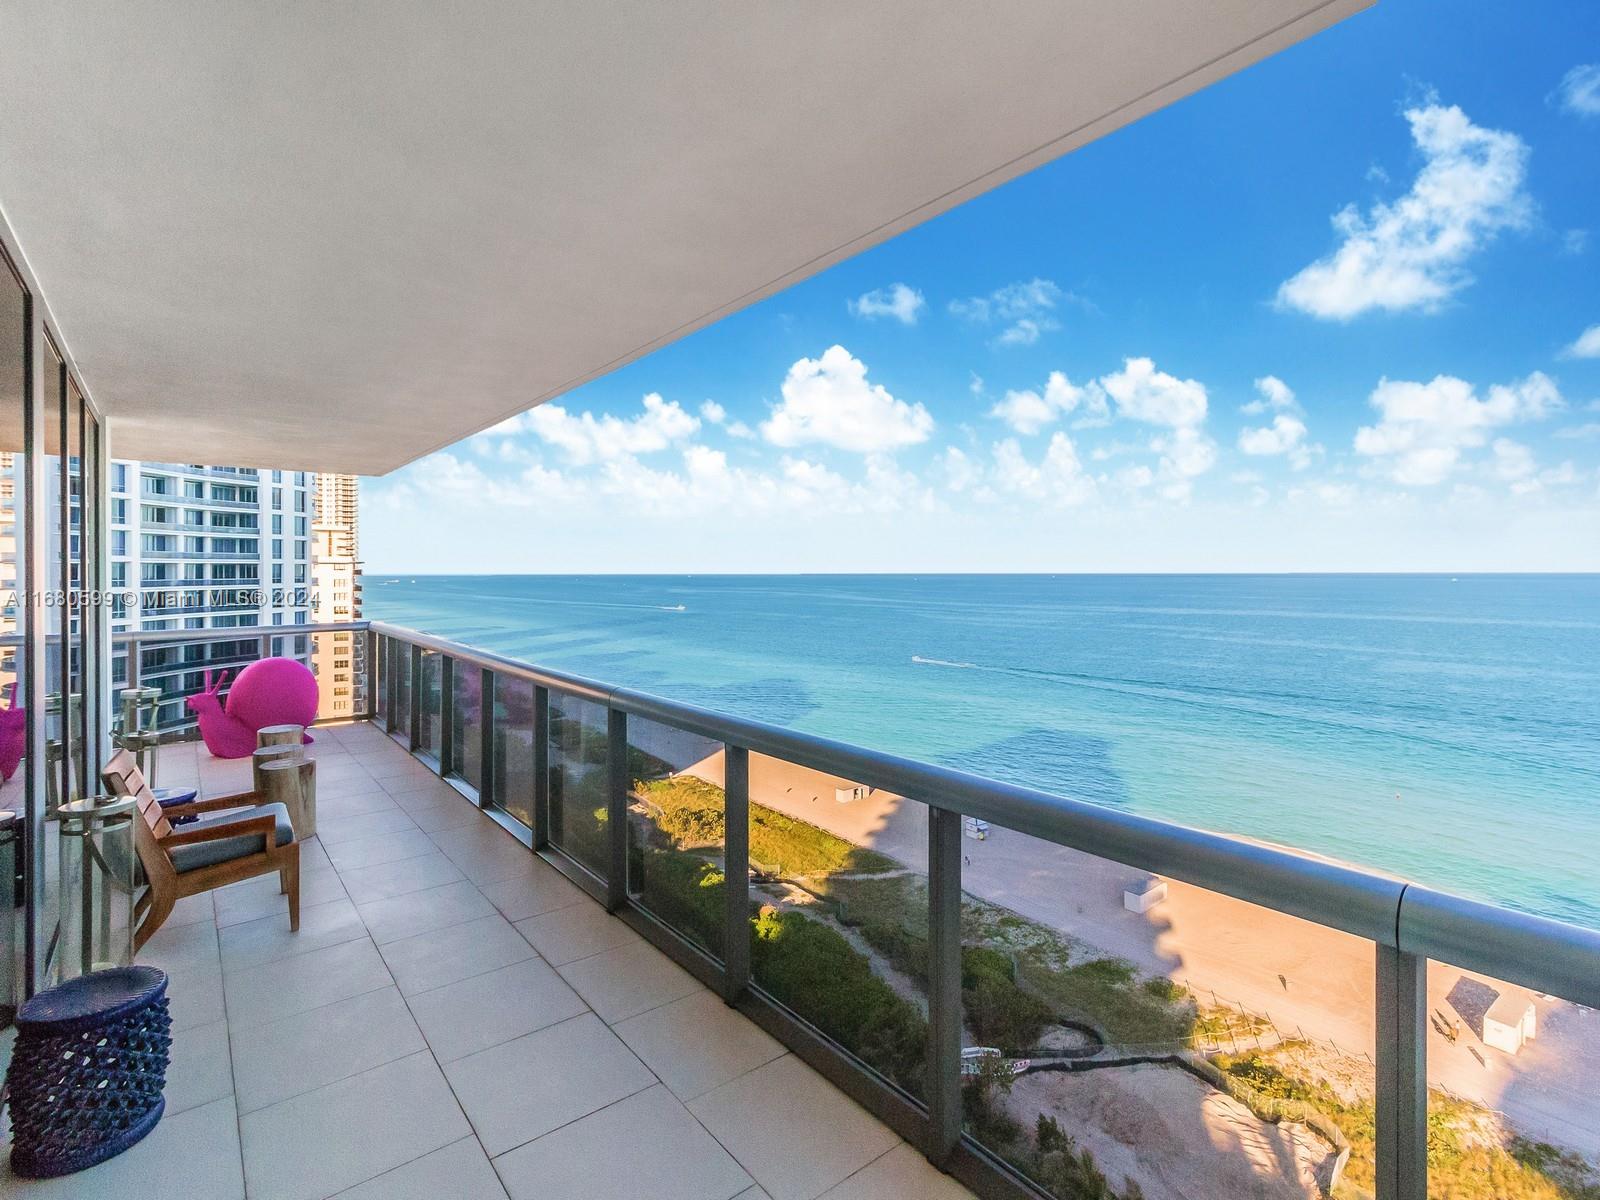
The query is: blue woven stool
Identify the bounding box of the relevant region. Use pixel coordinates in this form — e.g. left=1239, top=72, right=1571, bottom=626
left=5, top=965, right=171, bottom=1178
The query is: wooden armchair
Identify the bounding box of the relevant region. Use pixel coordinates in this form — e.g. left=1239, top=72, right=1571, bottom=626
left=102, top=748, right=300, bottom=952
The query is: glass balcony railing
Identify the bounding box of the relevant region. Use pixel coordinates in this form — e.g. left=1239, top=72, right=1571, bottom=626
left=94, top=618, right=1600, bottom=1200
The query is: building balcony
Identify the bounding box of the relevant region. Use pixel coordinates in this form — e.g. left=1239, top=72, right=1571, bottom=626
left=0, top=722, right=961, bottom=1200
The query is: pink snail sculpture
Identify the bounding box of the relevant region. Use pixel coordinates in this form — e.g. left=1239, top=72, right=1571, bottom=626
left=187, top=657, right=319, bottom=759
left=0, top=682, right=24, bottom=782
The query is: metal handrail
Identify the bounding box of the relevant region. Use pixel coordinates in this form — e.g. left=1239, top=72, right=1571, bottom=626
left=367, top=617, right=1600, bottom=984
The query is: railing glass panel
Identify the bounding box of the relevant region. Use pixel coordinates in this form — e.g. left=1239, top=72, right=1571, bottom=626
left=625, top=716, right=726, bottom=959
left=547, top=693, right=610, bottom=881
left=958, top=831, right=1375, bottom=1200
left=390, top=638, right=412, bottom=741
left=746, top=751, right=931, bottom=1103
left=1425, top=963, right=1598, bottom=1198
left=373, top=635, right=388, bottom=724
left=491, top=676, right=537, bottom=831
left=449, top=663, right=484, bottom=790
left=417, top=650, right=442, bottom=758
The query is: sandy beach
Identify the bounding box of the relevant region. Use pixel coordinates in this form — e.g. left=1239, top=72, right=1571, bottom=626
left=650, top=736, right=1598, bottom=1159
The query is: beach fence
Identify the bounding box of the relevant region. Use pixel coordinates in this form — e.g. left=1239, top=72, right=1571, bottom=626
left=1177, top=976, right=1376, bottom=1068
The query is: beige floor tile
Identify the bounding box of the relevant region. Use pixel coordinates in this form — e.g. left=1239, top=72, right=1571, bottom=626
left=213, top=865, right=346, bottom=927
left=614, top=990, right=785, bottom=1101
left=817, top=1145, right=975, bottom=1200
left=429, top=823, right=536, bottom=884
left=164, top=891, right=216, bottom=928
left=315, top=807, right=419, bottom=844
left=442, top=1012, right=654, bottom=1155
left=476, top=859, right=585, bottom=921
left=139, top=915, right=221, bottom=975
left=515, top=899, right=640, bottom=966
left=688, top=1055, right=899, bottom=1200
left=240, top=1051, right=469, bottom=1200
left=339, top=850, right=464, bottom=903
left=493, top=1084, right=752, bottom=1200
left=333, top=1136, right=508, bottom=1200
left=231, top=986, right=425, bottom=1113
left=0, top=1095, right=243, bottom=1199
left=355, top=878, right=495, bottom=944
left=219, top=896, right=367, bottom=973
left=166, top=960, right=228, bottom=1032
left=316, top=788, right=401, bottom=817
left=163, top=1017, right=235, bottom=1116
left=557, top=940, right=703, bottom=1024
left=324, top=827, right=439, bottom=871
left=405, top=955, right=586, bottom=1062
left=378, top=912, right=534, bottom=995
left=223, top=937, right=392, bottom=1028
left=400, top=796, right=482, bottom=833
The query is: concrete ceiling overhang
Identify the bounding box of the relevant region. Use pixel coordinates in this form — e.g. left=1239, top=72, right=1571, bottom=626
left=0, top=1, right=1366, bottom=475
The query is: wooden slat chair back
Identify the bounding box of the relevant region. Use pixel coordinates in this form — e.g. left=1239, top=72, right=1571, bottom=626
left=103, top=748, right=300, bottom=952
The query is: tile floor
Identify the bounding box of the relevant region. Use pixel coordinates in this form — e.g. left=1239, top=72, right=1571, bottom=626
left=0, top=721, right=974, bottom=1200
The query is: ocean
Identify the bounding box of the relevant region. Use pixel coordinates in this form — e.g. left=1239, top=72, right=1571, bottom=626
left=365, top=574, right=1600, bottom=929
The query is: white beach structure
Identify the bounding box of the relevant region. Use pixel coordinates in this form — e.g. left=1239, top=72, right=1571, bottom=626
left=1483, top=989, right=1539, bottom=1055
left=1125, top=873, right=1170, bottom=913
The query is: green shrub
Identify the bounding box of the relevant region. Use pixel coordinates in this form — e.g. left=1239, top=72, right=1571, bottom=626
left=1141, top=977, right=1185, bottom=1003
left=637, top=849, right=725, bottom=953
left=636, top=776, right=897, bottom=876
left=750, top=905, right=926, bottom=1092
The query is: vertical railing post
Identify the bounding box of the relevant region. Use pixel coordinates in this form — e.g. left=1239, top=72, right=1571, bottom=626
left=407, top=643, right=422, bottom=750
left=258, top=631, right=272, bottom=663
left=363, top=627, right=378, bottom=720
left=722, top=745, right=750, bottom=1004
left=532, top=686, right=550, bottom=849
left=385, top=637, right=400, bottom=736
left=478, top=668, right=495, bottom=809
left=125, top=635, right=140, bottom=691
left=1375, top=941, right=1428, bottom=1200
left=437, top=655, right=454, bottom=775
left=606, top=706, right=628, bottom=911
left=926, top=805, right=963, bottom=1163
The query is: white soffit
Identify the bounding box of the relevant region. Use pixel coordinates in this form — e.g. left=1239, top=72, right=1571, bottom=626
left=0, top=1, right=1367, bottom=474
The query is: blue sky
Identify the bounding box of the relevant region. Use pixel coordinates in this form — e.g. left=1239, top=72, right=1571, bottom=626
left=367, top=0, right=1600, bottom=573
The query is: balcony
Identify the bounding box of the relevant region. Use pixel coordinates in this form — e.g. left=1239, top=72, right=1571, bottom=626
left=0, top=721, right=958, bottom=1200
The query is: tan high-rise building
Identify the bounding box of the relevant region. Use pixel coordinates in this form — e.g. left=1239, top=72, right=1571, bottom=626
left=311, top=474, right=362, bottom=720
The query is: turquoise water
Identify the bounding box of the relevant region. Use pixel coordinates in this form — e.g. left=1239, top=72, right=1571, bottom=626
left=366, top=574, right=1600, bottom=928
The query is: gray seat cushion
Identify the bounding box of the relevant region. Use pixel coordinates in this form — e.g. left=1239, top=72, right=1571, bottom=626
left=168, top=802, right=295, bottom=874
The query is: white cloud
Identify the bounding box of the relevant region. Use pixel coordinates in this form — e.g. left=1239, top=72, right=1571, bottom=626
left=1277, top=101, right=1531, bottom=319
left=700, top=400, right=727, bottom=424
left=1490, top=438, right=1537, bottom=483
left=989, top=371, right=1109, bottom=435
left=950, top=278, right=1072, bottom=347
left=1556, top=64, right=1600, bottom=117
left=1242, top=375, right=1298, bottom=414
left=1149, top=427, right=1218, bottom=500
left=1354, top=371, right=1563, bottom=485
left=993, top=433, right=1097, bottom=506
left=1100, top=357, right=1208, bottom=428
left=1561, top=324, right=1600, bottom=359
left=726, top=420, right=755, bottom=439
left=761, top=345, right=934, bottom=453
left=511, top=392, right=700, bottom=465
left=1238, top=414, right=1310, bottom=459
left=935, top=447, right=978, bottom=493
left=848, top=283, right=925, bottom=326
left=380, top=452, right=568, bottom=510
